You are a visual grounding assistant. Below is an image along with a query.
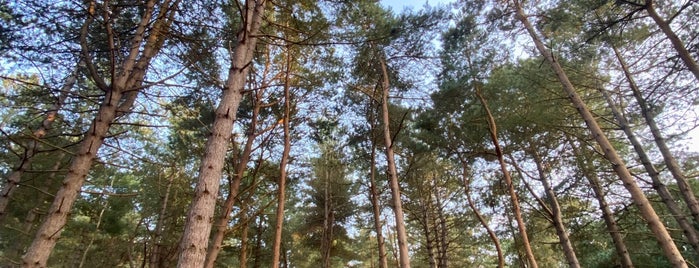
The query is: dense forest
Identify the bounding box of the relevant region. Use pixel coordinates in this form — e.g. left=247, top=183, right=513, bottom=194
left=1, top=0, right=698, bottom=267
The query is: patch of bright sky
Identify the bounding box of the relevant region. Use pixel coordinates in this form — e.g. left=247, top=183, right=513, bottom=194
left=381, top=0, right=453, bottom=11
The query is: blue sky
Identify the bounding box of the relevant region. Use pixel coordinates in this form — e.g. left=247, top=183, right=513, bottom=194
left=381, top=0, right=453, bottom=12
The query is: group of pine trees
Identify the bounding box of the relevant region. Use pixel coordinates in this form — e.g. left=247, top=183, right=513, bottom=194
left=1, top=0, right=698, bottom=267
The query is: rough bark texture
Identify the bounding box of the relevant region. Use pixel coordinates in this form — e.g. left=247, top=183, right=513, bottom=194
left=476, top=89, right=539, bottom=268
left=379, top=55, right=411, bottom=268
left=512, top=1, right=686, bottom=266
left=644, top=0, right=699, bottom=81
left=22, top=1, right=175, bottom=266
left=204, top=87, right=262, bottom=268
left=176, top=1, right=266, bottom=266
left=532, top=151, right=580, bottom=268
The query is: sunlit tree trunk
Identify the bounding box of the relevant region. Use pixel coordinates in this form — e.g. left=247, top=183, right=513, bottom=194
left=457, top=159, right=504, bottom=268
left=567, top=137, right=634, bottom=268
left=531, top=151, right=580, bottom=268
left=612, top=46, right=699, bottom=226
left=475, top=89, right=538, bottom=268
left=271, top=45, right=293, bottom=268
left=204, top=81, right=264, bottom=268
left=643, top=0, right=699, bottom=81
left=369, top=128, right=389, bottom=268
left=599, top=82, right=699, bottom=255
left=176, top=1, right=266, bottom=266
left=378, top=54, right=411, bottom=268
left=23, top=1, right=177, bottom=266
left=512, top=1, right=686, bottom=266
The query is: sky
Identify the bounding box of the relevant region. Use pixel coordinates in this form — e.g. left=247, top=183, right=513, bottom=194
left=381, top=0, right=453, bottom=12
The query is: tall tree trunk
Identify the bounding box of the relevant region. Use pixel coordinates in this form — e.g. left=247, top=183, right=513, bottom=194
left=612, top=46, right=699, bottom=225
left=433, top=189, right=448, bottom=268
left=378, top=54, right=411, bottom=268
left=421, top=196, right=437, bottom=268
left=204, top=85, right=264, bottom=268
left=149, top=169, right=176, bottom=268
left=369, top=135, right=389, bottom=268
left=512, top=1, right=687, bottom=266
left=271, top=45, right=293, bottom=268
left=239, top=209, right=250, bottom=268
left=0, top=65, right=77, bottom=220
left=599, top=81, right=699, bottom=255
left=458, top=159, right=505, bottom=268
left=22, top=2, right=176, bottom=266
left=475, top=88, right=539, bottom=268
left=531, top=150, right=580, bottom=268
left=176, top=1, right=266, bottom=266
left=78, top=175, right=116, bottom=268
left=321, top=161, right=333, bottom=268
left=643, top=0, right=699, bottom=81
left=568, top=137, right=634, bottom=268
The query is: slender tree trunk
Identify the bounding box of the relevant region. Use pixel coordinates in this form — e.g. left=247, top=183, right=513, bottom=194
left=149, top=169, right=176, bottom=268
left=421, top=197, right=437, bottom=268
left=271, top=45, right=293, bottom=268
left=22, top=1, right=176, bottom=266
left=643, top=0, right=699, bottom=81
left=599, top=82, right=699, bottom=255
left=177, top=1, right=266, bottom=267
left=252, top=217, right=265, bottom=268
left=569, top=138, right=634, bottom=268
left=613, top=46, right=699, bottom=225
left=78, top=175, right=115, bottom=268
left=512, top=1, right=687, bottom=266
left=433, top=190, right=448, bottom=268
left=378, top=54, right=411, bottom=268
left=475, top=88, right=538, bottom=268
left=531, top=151, right=580, bottom=268
left=0, top=66, right=77, bottom=220
left=369, top=133, right=389, bottom=268
left=458, top=160, right=505, bottom=268
left=239, top=210, right=250, bottom=268
left=321, top=163, right=333, bottom=268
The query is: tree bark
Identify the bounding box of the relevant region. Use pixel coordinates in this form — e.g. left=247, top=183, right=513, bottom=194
left=176, top=1, right=266, bottom=267
left=475, top=88, right=539, bottom=268
left=378, top=54, right=411, bottom=268
left=271, top=44, right=293, bottom=268
left=569, top=138, right=634, bottom=268
left=512, top=1, right=687, bottom=266
left=613, top=46, right=699, bottom=226
left=369, top=128, right=390, bottom=268
left=599, top=81, right=699, bottom=255
left=149, top=168, right=176, bottom=268
left=643, top=0, right=699, bottom=81
left=531, top=150, right=580, bottom=268
left=321, top=157, right=333, bottom=268
left=433, top=188, right=448, bottom=268
left=22, top=3, right=175, bottom=266
left=458, top=159, right=505, bottom=268
left=204, top=83, right=264, bottom=268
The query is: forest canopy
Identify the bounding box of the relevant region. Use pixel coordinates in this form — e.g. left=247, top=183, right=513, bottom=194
left=1, top=0, right=698, bottom=267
